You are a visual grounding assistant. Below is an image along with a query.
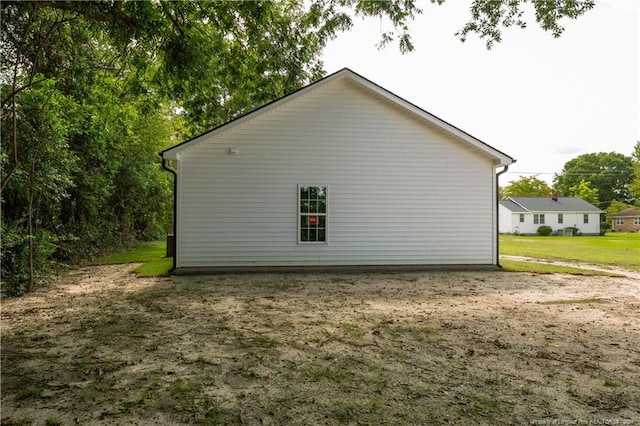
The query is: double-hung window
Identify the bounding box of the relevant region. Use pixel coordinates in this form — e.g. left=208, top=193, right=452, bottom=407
left=519, top=214, right=525, bottom=223
left=299, top=185, right=327, bottom=243
left=534, top=214, right=545, bottom=225
left=583, top=214, right=589, bottom=224
left=558, top=214, right=563, bottom=224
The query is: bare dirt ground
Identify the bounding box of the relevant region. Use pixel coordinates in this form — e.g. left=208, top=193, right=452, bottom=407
left=2, top=265, right=639, bottom=425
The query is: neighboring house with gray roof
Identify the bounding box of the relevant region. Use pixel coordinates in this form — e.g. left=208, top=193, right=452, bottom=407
left=611, top=208, right=640, bottom=232
left=499, top=196, right=602, bottom=235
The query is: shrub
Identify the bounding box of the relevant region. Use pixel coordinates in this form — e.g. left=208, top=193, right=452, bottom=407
left=537, top=225, right=553, bottom=236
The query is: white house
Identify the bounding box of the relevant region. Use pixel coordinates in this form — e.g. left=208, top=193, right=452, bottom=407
left=499, top=196, right=602, bottom=235
left=161, top=68, right=515, bottom=272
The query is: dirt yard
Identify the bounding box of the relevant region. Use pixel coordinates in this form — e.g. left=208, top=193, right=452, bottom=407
left=2, top=265, right=639, bottom=425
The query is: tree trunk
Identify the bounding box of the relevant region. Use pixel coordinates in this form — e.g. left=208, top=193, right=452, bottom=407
left=27, top=164, right=35, bottom=292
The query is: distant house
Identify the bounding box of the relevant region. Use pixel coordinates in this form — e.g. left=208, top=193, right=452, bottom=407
left=499, top=196, right=602, bottom=235
left=611, top=208, right=640, bottom=232
left=160, top=68, right=515, bottom=272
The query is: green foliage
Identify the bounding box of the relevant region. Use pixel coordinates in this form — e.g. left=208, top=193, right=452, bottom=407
left=629, top=141, right=640, bottom=205
left=536, top=225, right=553, bottom=236
left=606, top=200, right=633, bottom=221
left=456, top=0, right=595, bottom=49
left=553, top=152, right=634, bottom=208
left=568, top=178, right=600, bottom=205
left=502, top=176, right=552, bottom=198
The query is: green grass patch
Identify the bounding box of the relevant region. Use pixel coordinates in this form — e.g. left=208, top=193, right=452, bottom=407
left=94, top=241, right=166, bottom=264
left=93, top=240, right=172, bottom=276
left=500, top=259, right=623, bottom=277
left=500, top=233, right=640, bottom=271
left=134, top=258, right=173, bottom=276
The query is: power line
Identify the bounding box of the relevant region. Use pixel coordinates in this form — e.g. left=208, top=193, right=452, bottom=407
left=507, top=170, right=629, bottom=176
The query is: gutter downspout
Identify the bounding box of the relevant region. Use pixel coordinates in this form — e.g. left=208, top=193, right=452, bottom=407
left=495, top=165, right=510, bottom=268
left=161, top=156, right=177, bottom=273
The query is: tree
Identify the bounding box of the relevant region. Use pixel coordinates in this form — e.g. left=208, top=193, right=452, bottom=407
left=567, top=179, right=599, bottom=206
left=553, top=152, right=635, bottom=209
left=456, top=0, right=595, bottom=49
left=502, top=176, right=552, bottom=198
left=0, top=80, right=77, bottom=293
left=628, top=141, right=640, bottom=205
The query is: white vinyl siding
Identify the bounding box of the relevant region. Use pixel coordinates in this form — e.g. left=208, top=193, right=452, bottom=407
left=174, top=79, right=498, bottom=268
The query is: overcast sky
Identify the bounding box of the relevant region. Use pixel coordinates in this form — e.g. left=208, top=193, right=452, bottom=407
left=321, top=0, right=639, bottom=185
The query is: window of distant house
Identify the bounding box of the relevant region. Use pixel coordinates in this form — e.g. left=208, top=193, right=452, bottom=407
left=635, top=218, right=640, bottom=225
left=299, top=185, right=327, bottom=243
left=519, top=214, right=525, bottom=223
left=616, top=218, right=624, bottom=226
left=558, top=214, right=563, bottom=224
left=583, top=214, right=589, bottom=224
left=534, top=214, right=545, bottom=225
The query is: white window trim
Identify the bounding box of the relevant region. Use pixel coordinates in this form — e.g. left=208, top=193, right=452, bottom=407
left=297, top=184, right=329, bottom=245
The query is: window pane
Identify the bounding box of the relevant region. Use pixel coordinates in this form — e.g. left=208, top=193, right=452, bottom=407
left=299, top=186, right=327, bottom=243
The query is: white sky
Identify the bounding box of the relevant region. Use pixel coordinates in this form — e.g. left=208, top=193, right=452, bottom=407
left=321, top=0, right=639, bottom=185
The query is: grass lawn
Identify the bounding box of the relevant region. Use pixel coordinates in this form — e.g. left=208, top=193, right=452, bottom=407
left=92, top=237, right=633, bottom=277
left=499, top=259, right=623, bottom=276
left=94, top=241, right=172, bottom=276
left=500, top=233, right=640, bottom=272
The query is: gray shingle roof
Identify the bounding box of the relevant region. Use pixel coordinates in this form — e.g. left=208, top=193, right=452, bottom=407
left=501, top=197, right=602, bottom=213
left=499, top=199, right=527, bottom=212
left=611, top=207, right=639, bottom=217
